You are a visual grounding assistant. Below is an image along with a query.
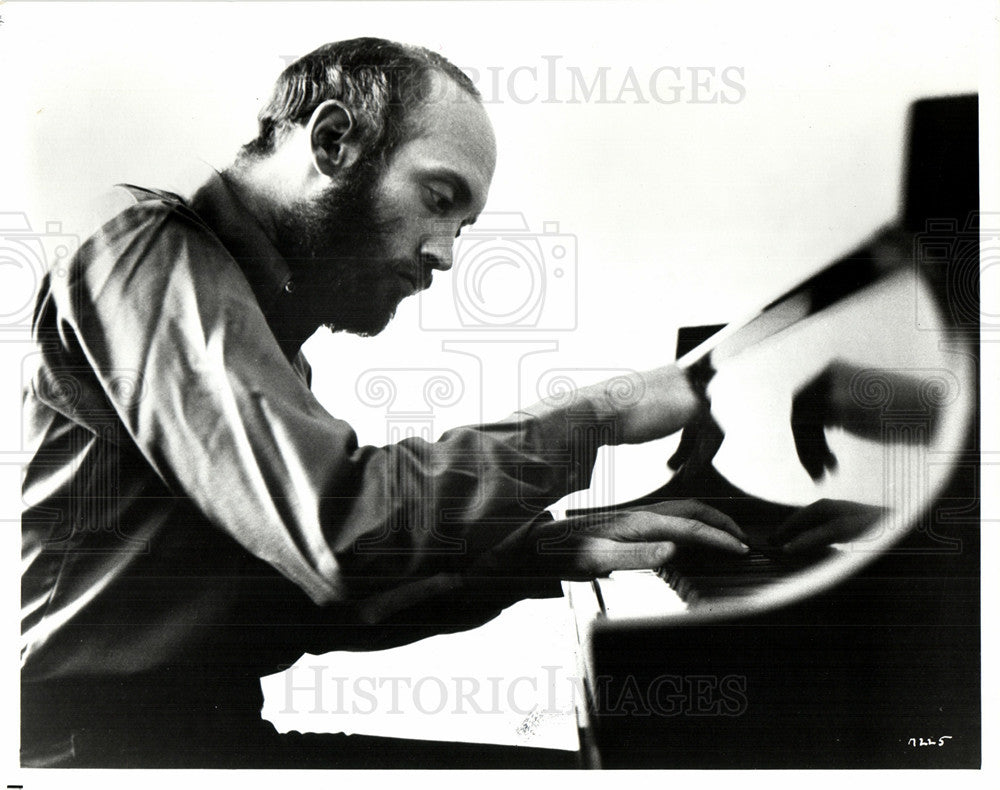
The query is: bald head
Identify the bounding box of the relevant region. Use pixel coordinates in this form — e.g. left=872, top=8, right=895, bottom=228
left=241, top=37, right=484, bottom=168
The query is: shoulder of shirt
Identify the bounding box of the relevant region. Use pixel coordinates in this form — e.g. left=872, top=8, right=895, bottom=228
left=117, top=184, right=187, bottom=207
left=72, top=183, right=209, bottom=245
left=57, top=184, right=239, bottom=308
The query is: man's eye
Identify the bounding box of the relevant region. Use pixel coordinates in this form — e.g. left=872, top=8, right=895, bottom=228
left=425, top=186, right=454, bottom=214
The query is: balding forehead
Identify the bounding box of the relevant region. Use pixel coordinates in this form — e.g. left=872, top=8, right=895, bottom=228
left=412, top=72, right=495, bottom=147
left=407, top=71, right=496, bottom=177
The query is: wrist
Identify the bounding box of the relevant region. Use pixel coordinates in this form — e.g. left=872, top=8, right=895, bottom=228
left=616, top=365, right=702, bottom=445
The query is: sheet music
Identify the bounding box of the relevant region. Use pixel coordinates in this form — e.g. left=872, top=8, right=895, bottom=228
left=260, top=597, right=582, bottom=751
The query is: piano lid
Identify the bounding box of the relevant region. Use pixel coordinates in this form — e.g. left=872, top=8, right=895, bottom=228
left=575, top=94, right=980, bottom=624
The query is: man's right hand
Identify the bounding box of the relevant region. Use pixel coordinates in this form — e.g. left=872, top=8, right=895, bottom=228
left=476, top=499, right=749, bottom=580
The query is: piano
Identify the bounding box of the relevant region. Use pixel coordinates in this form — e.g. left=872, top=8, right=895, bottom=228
left=565, top=94, right=981, bottom=768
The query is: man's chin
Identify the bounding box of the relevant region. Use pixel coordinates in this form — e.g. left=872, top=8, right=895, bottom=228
left=313, top=281, right=407, bottom=338
left=323, top=309, right=396, bottom=338
left=324, top=324, right=388, bottom=338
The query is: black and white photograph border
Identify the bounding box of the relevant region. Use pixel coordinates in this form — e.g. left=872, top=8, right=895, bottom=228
left=2, top=0, right=998, bottom=786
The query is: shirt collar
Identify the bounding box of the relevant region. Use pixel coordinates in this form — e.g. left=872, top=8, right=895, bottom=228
left=187, top=170, right=297, bottom=319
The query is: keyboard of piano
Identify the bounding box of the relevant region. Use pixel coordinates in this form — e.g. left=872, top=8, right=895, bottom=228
left=658, top=546, right=837, bottom=606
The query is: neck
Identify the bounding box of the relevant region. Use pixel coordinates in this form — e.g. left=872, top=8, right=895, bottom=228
left=219, top=157, right=286, bottom=244
left=220, top=157, right=329, bottom=348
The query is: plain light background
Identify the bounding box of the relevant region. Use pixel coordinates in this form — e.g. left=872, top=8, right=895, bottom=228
left=2, top=1, right=997, bottom=785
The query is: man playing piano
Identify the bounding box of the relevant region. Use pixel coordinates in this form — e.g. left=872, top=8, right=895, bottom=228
left=21, top=38, right=857, bottom=767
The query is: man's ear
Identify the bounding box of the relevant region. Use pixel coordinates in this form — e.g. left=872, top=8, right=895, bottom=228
left=307, top=100, right=362, bottom=177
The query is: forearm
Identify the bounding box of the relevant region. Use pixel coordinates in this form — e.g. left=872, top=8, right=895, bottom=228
left=513, top=363, right=701, bottom=446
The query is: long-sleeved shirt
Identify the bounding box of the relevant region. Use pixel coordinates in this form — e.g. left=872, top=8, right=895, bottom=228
left=21, top=171, right=603, bottom=686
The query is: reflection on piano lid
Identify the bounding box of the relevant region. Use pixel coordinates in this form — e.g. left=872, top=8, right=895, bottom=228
left=569, top=245, right=974, bottom=626
left=566, top=94, right=978, bottom=627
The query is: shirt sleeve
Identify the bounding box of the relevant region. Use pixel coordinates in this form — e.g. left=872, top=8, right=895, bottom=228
left=55, top=199, right=604, bottom=606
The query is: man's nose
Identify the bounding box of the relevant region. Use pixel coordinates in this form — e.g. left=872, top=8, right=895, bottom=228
left=420, top=233, right=455, bottom=272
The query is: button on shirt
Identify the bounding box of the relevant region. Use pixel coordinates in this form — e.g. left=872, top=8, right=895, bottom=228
left=21, top=172, right=602, bottom=683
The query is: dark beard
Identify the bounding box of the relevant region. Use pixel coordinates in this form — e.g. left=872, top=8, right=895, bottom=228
left=273, top=158, right=412, bottom=337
